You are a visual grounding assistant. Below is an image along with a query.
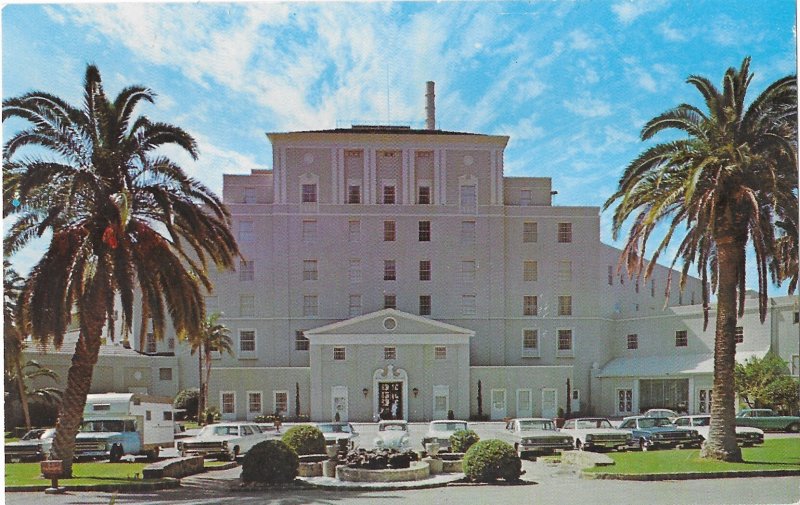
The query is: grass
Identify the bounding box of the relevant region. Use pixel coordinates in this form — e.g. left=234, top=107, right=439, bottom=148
left=6, top=462, right=157, bottom=488
left=584, top=438, right=800, bottom=475
left=204, top=460, right=235, bottom=468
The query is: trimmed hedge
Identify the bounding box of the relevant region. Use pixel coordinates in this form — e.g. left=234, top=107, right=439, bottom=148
left=462, top=439, right=522, bottom=482
left=450, top=429, right=480, bottom=453
left=241, top=440, right=299, bottom=484
left=281, top=425, right=326, bottom=456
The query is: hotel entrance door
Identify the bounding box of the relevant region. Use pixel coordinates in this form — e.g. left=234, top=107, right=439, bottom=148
left=378, top=382, right=403, bottom=419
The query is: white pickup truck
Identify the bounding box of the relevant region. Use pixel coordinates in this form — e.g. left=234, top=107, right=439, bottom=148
left=177, top=422, right=269, bottom=460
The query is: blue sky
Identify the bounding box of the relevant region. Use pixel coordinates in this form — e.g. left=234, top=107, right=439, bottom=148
left=2, top=1, right=797, bottom=296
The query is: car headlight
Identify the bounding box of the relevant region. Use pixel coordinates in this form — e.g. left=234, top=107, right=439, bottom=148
left=563, top=438, right=571, bottom=444
left=653, top=434, right=662, bottom=439
left=585, top=434, right=594, bottom=441
left=222, top=441, right=228, bottom=449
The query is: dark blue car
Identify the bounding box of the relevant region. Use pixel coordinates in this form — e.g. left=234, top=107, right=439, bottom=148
left=618, top=416, right=701, bottom=451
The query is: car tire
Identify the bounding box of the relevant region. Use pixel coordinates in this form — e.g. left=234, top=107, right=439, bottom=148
left=145, top=449, right=159, bottom=462
left=109, top=445, right=123, bottom=463
left=514, top=443, right=523, bottom=459
left=227, top=446, right=240, bottom=461
left=638, top=439, right=648, bottom=452
left=786, top=423, right=800, bottom=433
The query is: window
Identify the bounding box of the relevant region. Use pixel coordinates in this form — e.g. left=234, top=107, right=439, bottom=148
left=617, top=389, right=633, bottom=415
left=523, top=296, right=538, bottom=316
left=461, top=294, right=477, bottom=316
left=627, top=334, right=638, bottom=350
left=794, top=312, right=799, bottom=324
left=333, top=347, right=346, bottom=360
left=520, top=189, right=532, bottom=206
left=419, top=295, right=431, bottom=316
left=239, top=295, right=255, bottom=317
left=348, top=220, right=361, bottom=242
left=461, top=221, right=476, bottom=245
left=608, top=266, right=613, bottom=285
left=635, top=280, right=640, bottom=293
left=159, top=368, right=172, bottom=381
left=419, top=260, right=431, bottom=281
left=675, top=330, right=688, bottom=347
left=243, top=187, right=257, bottom=204
left=418, top=186, right=431, bottom=204
left=145, top=332, right=156, bottom=354
left=558, top=296, right=572, bottom=316
left=698, top=389, right=712, bottom=414
left=434, top=346, right=447, bottom=360
left=523, top=222, right=538, bottom=243
left=248, top=392, right=262, bottom=414
left=221, top=392, right=235, bottom=415
left=163, top=411, right=173, bottom=421
left=382, top=185, right=396, bottom=204
left=460, top=185, right=476, bottom=213
left=301, top=183, right=317, bottom=203
left=558, top=261, right=572, bottom=282
left=384, top=346, right=396, bottom=360
left=349, top=295, right=362, bottom=317
left=302, top=220, right=317, bottom=242
left=384, top=221, right=396, bottom=241
left=168, top=338, right=175, bottom=351
left=303, top=260, right=318, bottom=281
left=146, top=411, right=152, bottom=421
left=558, top=222, right=572, bottom=243
left=384, top=260, right=396, bottom=281
left=384, top=294, right=397, bottom=310
left=523, top=261, right=538, bottom=282
left=348, top=259, right=362, bottom=284
left=651, top=279, right=656, bottom=297
left=418, top=221, right=431, bottom=241
left=295, top=330, right=309, bottom=351
left=239, top=260, right=254, bottom=281
left=348, top=185, right=361, bottom=204
left=239, top=220, right=254, bottom=243
left=274, top=391, right=288, bottom=414
left=239, top=330, right=256, bottom=353
left=557, top=329, right=573, bottom=353
left=735, top=326, right=743, bottom=344
left=461, top=260, right=476, bottom=284
left=691, top=291, right=696, bottom=305
left=303, top=295, right=318, bottom=316
left=522, top=329, right=539, bottom=357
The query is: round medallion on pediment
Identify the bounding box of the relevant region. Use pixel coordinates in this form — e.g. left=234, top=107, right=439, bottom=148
left=463, top=155, right=474, bottom=166
left=383, top=317, right=397, bottom=331
left=303, top=153, right=315, bottom=165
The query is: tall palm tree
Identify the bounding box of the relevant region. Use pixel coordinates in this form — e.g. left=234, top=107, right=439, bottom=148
left=3, top=65, right=239, bottom=475
left=604, top=57, right=797, bottom=462
left=188, top=312, right=233, bottom=425
left=4, top=261, right=31, bottom=430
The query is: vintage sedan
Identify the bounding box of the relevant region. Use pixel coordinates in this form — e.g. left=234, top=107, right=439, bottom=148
left=374, top=420, right=410, bottom=450
left=736, top=409, right=800, bottom=433
left=421, top=420, right=469, bottom=451
left=673, top=415, right=764, bottom=446
left=501, top=418, right=574, bottom=458
left=4, top=428, right=56, bottom=462
left=177, top=422, right=267, bottom=460
left=642, top=409, right=680, bottom=421
left=316, top=422, right=359, bottom=450
left=618, top=416, right=702, bottom=451
left=560, top=418, right=631, bottom=451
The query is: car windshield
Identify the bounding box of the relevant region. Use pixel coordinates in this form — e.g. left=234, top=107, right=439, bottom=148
left=431, top=423, right=467, bottom=432
left=21, top=429, right=45, bottom=440
left=80, top=420, right=125, bottom=432
left=199, top=425, right=240, bottom=437
left=518, top=420, right=554, bottom=430
left=318, top=424, right=351, bottom=433
left=575, top=419, right=613, bottom=429
left=692, top=417, right=710, bottom=426
left=380, top=423, right=407, bottom=432
left=638, top=418, right=673, bottom=428
left=646, top=410, right=675, bottom=417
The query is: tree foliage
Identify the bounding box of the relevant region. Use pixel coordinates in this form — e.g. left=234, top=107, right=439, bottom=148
left=735, top=354, right=799, bottom=413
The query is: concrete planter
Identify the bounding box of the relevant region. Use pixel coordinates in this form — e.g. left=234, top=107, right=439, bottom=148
left=143, top=456, right=204, bottom=479
left=298, top=461, right=323, bottom=477
left=336, top=461, right=430, bottom=482
left=441, top=459, right=463, bottom=473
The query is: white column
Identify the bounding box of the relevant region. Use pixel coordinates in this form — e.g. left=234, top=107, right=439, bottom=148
left=490, top=149, right=497, bottom=205
left=279, top=147, right=288, bottom=204
left=330, top=148, right=338, bottom=205
left=433, top=150, right=440, bottom=205
left=409, top=151, right=416, bottom=205
left=440, top=149, right=447, bottom=205
left=338, top=149, right=345, bottom=204
left=401, top=149, right=409, bottom=204
left=496, top=150, right=504, bottom=204
left=363, top=149, right=370, bottom=204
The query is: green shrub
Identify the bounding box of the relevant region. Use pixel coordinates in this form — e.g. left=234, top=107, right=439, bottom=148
left=241, top=440, right=299, bottom=484
left=462, top=439, right=522, bottom=482
left=281, top=425, right=326, bottom=455
left=201, top=407, right=220, bottom=424
left=173, top=389, right=199, bottom=421
left=450, top=429, right=480, bottom=453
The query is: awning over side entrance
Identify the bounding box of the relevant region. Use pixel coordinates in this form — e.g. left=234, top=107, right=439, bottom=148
left=597, top=350, right=768, bottom=378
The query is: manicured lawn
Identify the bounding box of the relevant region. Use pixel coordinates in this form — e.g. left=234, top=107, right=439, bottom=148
left=204, top=460, right=234, bottom=468
left=6, top=462, right=153, bottom=487
left=584, top=438, right=800, bottom=475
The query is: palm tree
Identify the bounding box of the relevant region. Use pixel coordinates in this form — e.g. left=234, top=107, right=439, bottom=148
left=188, top=312, right=233, bottom=425
left=3, top=261, right=31, bottom=430
left=604, top=57, right=797, bottom=462
left=4, top=359, right=64, bottom=411
left=3, top=65, right=239, bottom=475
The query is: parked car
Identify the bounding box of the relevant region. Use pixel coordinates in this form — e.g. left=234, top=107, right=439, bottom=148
left=735, top=409, right=800, bottom=433
left=374, top=420, right=410, bottom=450
left=421, top=420, right=469, bottom=451
left=560, top=417, right=631, bottom=451
left=316, top=422, right=359, bottom=450
left=501, top=418, right=573, bottom=458
left=673, top=415, right=764, bottom=446
left=642, top=409, right=680, bottom=421
left=177, top=422, right=267, bottom=460
left=618, top=416, right=702, bottom=451
left=4, top=428, right=56, bottom=462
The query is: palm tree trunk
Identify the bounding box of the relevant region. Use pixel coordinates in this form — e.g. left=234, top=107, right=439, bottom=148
left=13, top=353, right=32, bottom=430
left=204, top=350, right=213, bottom=421
left=701, top=236, right=743, bottom=462
left=197, top=348, right=204, bottom=424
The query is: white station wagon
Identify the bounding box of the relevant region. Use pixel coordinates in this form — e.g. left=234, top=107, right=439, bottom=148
left=560, top=417, right=632, bottom=451
left=177, top=422, right=267, bottom=460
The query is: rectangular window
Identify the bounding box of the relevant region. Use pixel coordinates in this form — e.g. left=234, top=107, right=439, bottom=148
left=523, top=295, right=538, bottom=316
left=384, top=294, right=397, bottom=310
left=461, top=221, right=476, bottom=245
left=557, top=329, right=573, bottom=352
left=522, top=329, right=539, bottom=357
left=168, top=338, right=175, bottom=351
left=434, top=346, right=447, bottom=360
left=348, top=220, right=361, bottom=242
left=303, top=260, right=318, bottom=281
left=383, top=185, right=396, bottom=204
left=239, top=295, right=255, bottom=317
left=419, top=295, right=431, bottom=316
left=348, top=185, right=361, bottom=204
left=418, top=221, right=431, bottom=241
left=301, top=184, right=317, bottom=203
left=558, top=296, right=573, bottom=316
left=691, top=291, right=696, bottom=305
left=274, top=391, right=288, bottom=414
left=248, top=392, right=262, bottom=414
left=349, top=259, right=362, bottom=284
left=164, top=411, right=173, bottom=421
left=558, top=222, right=572, bottom=243
left=461, top=294, right=477, bottom=316
left=523, top=222, right=538, bottom=243
left=460, top=185, right=477, bottom=213
left=384, top=260, right=397, bottom=281
left=302, top=220, right=317, bottom=242
left=627, top=334, right=638, bottom=350
left=295, top=330, right=309, bottom=351
left=145, top=332, right=156, bottom=354
left=558, top=261, right=572, bottom=282
left=349, top=294, right=362, bottom=317
left=419, top=260, right=431, bottom=281
left=303, top=295, right=318, bottom=317
left=794, top=312, right=800, bottom=324
left=239, top=330, right=256, bottom=353
left=384, top=221, right=396, bottom=241
left=735, top=326, right=743, bottom=344
left=243, top=187, right=257, bottom=204
left=159, top=368, right=172, bottom=381
left=333, top=347, right=346, bottom=361
left=675, top=330, right=688, bottom=347
left=146, top=411, right=152, bottom=421
left=520, top=189, right=532, bottom=206
left=523, top=260, right=538, bottom=282
left=239, top=260, right=254, bottom=281
left=608, top=266, right=613, bottom=285
left=384, top=346, right=397, bottom=360
left=221, top=392, right=235, bottom=415
left=651, top=279, right=656, bottom=297
left=418, top=186, right=431, bottom=204
left=239, top=220, right=254, bottom=243
left=461, top=260, right=476, bottom=284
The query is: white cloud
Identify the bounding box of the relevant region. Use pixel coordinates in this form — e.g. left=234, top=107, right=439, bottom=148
left=563, top=95, right=612, bottom=118
left=568, top=29, right=595, bottom=51
left=658, top=21, right=689, bottom=42
left=611, top=0, right=670, bottom=24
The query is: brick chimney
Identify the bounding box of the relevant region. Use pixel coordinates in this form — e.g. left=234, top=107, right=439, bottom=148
left=425, top=81, right=436, bottom=130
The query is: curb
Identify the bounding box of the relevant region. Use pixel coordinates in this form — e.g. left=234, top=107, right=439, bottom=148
left=582, top=469, right=800, bottom=481
left=5, top=477, right=181, bottom=493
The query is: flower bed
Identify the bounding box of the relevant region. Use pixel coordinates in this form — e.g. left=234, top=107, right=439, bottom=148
left=336, top=461, right=430, bottom=482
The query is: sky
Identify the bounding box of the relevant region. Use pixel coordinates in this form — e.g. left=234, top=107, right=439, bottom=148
left=1, top=0, right=797, bottom=297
